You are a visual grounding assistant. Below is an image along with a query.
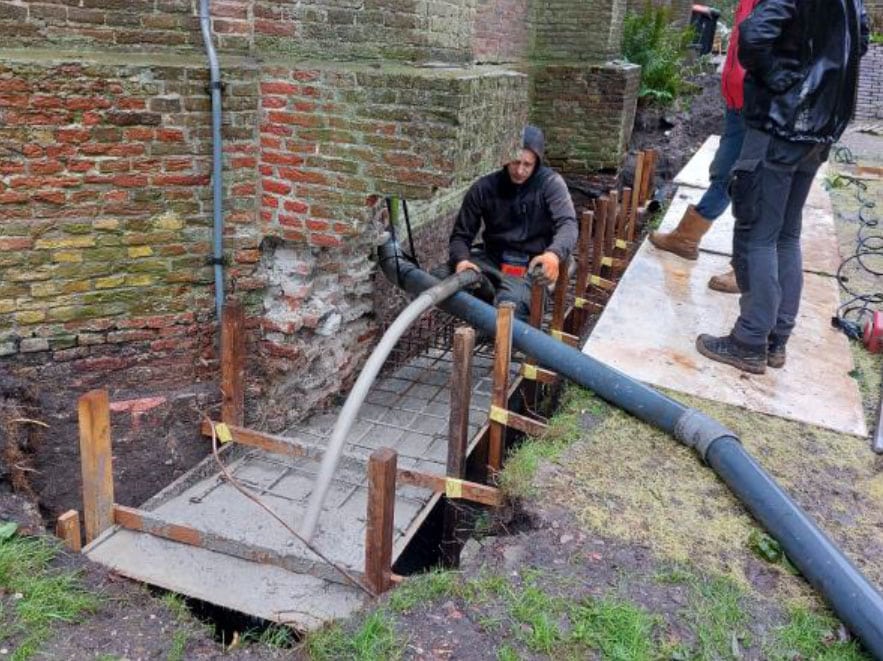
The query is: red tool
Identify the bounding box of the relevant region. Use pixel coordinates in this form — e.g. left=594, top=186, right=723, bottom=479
left=863, top=311, right=883, bottom=353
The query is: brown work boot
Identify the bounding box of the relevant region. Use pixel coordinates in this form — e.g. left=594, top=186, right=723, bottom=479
left=708, top=268, right=740, bottom=294
left=696, top=333, right=767, bottom=374
left=648, top=205, right=712, bottom=260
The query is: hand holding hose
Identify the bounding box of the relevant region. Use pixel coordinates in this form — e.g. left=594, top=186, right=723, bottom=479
left=529, top=251, right=560, bottom=285
left=455, top=259, right=480, bottom=274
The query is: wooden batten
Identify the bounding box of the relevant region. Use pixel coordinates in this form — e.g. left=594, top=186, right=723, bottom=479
left=365, top=448, right=397, bottom=594
left=78, top=389, right=114, bottom=544
left=221, top=298, right=246, bottom=426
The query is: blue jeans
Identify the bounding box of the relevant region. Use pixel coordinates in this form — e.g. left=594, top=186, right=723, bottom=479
left=695, top=108, right=746, bottom=221
left=729, top=128, right=830, bottom=346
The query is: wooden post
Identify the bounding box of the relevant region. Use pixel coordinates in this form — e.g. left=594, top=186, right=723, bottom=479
left=221, top=298, right=246, bottom=426
left=574, top=210, right=594, bottom=332
left=488, top=302, right=514, bottom=473
left=551, top=258, right=568, bottom=333
left=592, top=197, right=608, bottom=279
left=78, top=389, right=114, bottom=544
left=365, top=447, right=397, bottom=594
left=523, top=282, right=545, bottom=409
left=631, top=151, right=646, bottom=219
left=640, top=149, right=657, bottom=208
left=620, top=187, right=633, bottom=243
left=56, top=510, right=82, bottom=552
left=442, top=327, right=474, bottom=568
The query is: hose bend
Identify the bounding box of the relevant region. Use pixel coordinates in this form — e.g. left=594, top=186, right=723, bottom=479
left=299, top=267, right=481, bottom=541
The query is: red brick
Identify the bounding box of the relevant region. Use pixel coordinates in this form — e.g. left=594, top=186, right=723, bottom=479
left=118, top=97, right=147, bottom=110
left=67, top=159, right=96, bottom=173
left=0, top=237, right=33, bottom=250
left=232, top=183, right=256, bottom=196
left=113, top=174, right=149, bottom=187
left=262, top=96, right=287, bottom=109
left=231, top=156, right=256, bottom=169
left=0, top=191, right=28, bottom=204
left=0, top=161, right=25, bottom=175
left=309, top=233, right=341, bottom=248
left=255, top=19, right=295, bottom=37
left=262, top=178, right=291, bottom=195
left=164, top=157, right=192, bottom=172
left=108, top=143, right=146, bottom=157
left=277, top=168, right=328, bottom=185
left=65, top=96, right=111, bottom=111
left=261, top=136, right=282, bottom=150
left=260, top=122, right=291, bottom=136
left=124, top=127, right=154, bottom=141
left=34, top=190, right=66, bottom=205
left=283, top=199, right=308, bottom=214
left=157, top=128, right=185, bottom=142
left=267, top=111, right=322, bottom=128
left=0, top=94, right=28, bottom=107
left=31, top=95, right=63, bottom=109
left=31, top=160, right=64, bottom=175
left=262, top=194, right=279, bottom=208
left=263, top=151, right=303, bottom=167
left=261, top=81, right=298, bottom=95
left=0, top=78, right=28, bottom=93
left=293, top=70, right=321, bottom=82
left=278, top=213, right=303, bottom=228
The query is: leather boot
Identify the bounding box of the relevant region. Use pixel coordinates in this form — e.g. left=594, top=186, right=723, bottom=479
left=708, top=268, right=739, bottom=294
left=696, top=333, right=767, bottom=374
left=649, top=205, right=712, bottom=260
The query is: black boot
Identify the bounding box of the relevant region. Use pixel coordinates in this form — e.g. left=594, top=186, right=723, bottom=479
left=696, top=334, right=767, bottom=374
left=767, top=334, right=787, bottom=369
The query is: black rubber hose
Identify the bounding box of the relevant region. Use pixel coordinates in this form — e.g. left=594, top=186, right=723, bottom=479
left=377, top=237, right=883, bottom=655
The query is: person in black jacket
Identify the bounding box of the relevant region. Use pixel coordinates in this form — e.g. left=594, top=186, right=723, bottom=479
left=696, top=0, right=869, bottom=374
left=446, top=125, right=578, bottom=320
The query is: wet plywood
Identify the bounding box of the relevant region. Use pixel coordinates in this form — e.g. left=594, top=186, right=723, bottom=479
left=654, top=186, right=842, bottom=275
left=584, top=243, right=866, bottom=436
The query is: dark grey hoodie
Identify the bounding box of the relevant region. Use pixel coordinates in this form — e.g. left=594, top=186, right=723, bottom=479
left=449, top=126, right=578, bottom=266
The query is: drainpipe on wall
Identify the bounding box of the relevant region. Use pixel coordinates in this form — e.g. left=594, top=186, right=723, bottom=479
left=199, top=0, right=225, bottom=320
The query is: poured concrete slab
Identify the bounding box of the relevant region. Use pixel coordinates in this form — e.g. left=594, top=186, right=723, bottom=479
left=85, top=345, right=504, bottom=624
left=655, top=186, right=842, bottom=275
left=584, top=243, right=867, bottom=436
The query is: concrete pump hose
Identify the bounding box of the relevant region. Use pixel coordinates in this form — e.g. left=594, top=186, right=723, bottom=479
left=299, top=267, right=481, bottom=541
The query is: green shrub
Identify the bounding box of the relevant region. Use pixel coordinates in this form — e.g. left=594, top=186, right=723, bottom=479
left=622, top=3, right=695, bottom=106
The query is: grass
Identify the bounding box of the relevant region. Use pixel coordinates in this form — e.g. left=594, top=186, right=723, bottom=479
left=386, top=567, right=457, bottom=613
left=306, top=611, right=401, bottom=661
left=0, top=529, right=99, bottom=661
left=767, top=606, right=869, bottom=660
left=570, top=597, right=658, bottom=661
left=166, top=629, right=188, bottom=661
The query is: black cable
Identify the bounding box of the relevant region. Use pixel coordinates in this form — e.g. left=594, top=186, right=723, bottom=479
left=401, top=199, right=420, bottom=269
left=831, top=169, right=882, bottom=342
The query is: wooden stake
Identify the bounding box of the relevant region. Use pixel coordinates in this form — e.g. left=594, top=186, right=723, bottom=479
left=592, top=197, right=608, bottom=278
left=78, top=389, right=114, bottom=544
left=365, top=447, right=397, bottom=594
left=442, top=327, right=474, bottom=567
left=640, top=149, right=657, bottom=206
left=602, top=191, right=618, bottom=280
left=56, top=510, right=81, bottom=552
left=619, top=187, right=633, bottom=243
left=221, top=298, right=246, bottom=426
left=573, top=210, right=594, bottom=332
left=631, top=151, right=646, bottom=216
left=489, top=302, right=514, bottom=472
left=551, top=258, right=568, bottom=333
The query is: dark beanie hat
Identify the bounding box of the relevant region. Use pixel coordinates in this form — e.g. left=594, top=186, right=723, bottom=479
left=522, top=125, right=545, bottom=164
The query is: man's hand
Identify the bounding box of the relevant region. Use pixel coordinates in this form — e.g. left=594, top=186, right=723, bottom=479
left=455, top=260, right=480, bottom=274
left=529, top=251, right=560, bottom=285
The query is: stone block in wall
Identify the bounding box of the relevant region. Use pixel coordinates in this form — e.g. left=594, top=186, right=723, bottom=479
left=530, top=61, right=641, bottom=176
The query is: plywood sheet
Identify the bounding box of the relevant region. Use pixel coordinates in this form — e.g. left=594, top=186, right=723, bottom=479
left=671, top=134, right=832, bottom=212
left=654, top=187, right=842, bottom=275
left=584, top=244, right=866, bottom=437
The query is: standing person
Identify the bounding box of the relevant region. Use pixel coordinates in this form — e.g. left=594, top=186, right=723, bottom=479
left=696, top=0, right=870, bottom=374
left=649, top=0, right=760, bottom=294
left=446, top=125, right=578, bottom=320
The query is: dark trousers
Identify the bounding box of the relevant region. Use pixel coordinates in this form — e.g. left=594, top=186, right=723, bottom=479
left=434, top=249, right=532, bottom=321
left=728, top=128, right=830, bottom=346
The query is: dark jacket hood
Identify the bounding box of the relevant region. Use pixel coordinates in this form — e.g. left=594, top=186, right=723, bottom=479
left=522, top=125, right=545, bottom=165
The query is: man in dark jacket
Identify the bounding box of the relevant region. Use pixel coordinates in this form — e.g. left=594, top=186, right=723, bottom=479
left=696, top=0, right=869, bottom=374
left=448, top=125, right=578, bottom=320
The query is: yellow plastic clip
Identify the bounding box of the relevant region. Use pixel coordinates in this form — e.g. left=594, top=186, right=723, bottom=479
left=445, top=478, right=464, bottom=499
left=489, top=405, right=509, bottom=425
left=522, top=364, right=538, bottom=380
left=215, top=422, right=233, bottom=444
left=574, top=297, right=588, bottom=309
left=615, top=239, right=628, bottom=250
left=601, top=256, right=613, bottom=267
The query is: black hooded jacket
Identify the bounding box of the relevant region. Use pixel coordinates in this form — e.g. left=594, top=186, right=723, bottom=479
left=738, top=0, right=869, bottom=143
left=449, top=129, right=578, bottom=266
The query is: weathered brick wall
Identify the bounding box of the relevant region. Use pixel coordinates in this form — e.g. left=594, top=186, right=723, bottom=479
left=626, top=0, right=692, bottom=23
left=866, top=0, right=883, bottom=31
left=472, top=0, right=529, bottom=63
left=856, top=43, right=883, bottom=121
left=0, top=0, right=476, bottom=63
left=531, top=62, right=642, bottom=174
left=531, top=0, right=627, bottom=61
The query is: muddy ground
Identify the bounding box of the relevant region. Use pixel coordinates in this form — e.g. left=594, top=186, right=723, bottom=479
left=5, top=65, right=878, bottom=660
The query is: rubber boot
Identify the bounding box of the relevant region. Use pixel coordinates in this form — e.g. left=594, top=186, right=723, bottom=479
left=648, top=205, right=712, bottom=260
left=708, top=268, right=739, bottom=294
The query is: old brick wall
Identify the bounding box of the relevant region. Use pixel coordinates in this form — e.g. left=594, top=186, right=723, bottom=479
left=473, top=0, right=529, bottom=63
left=626, top=0, right=693, bottom=23
left=865, top=0, right=883, bottom=31
left=856, top=43, right=883, bottom=121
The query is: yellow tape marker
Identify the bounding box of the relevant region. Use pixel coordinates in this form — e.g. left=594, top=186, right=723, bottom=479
left=601, top=256, right=613, bottom=267
left=489, top=405, right=509, bottom=425
left=522, top=364, right=538, bottom=380
left=615, top=239, right=628, bottom=250
left=445, top=478, right=464, bottom=499
left=215, top=422, right=233, bottom=444
left=574, top=297, right=587, bottom=309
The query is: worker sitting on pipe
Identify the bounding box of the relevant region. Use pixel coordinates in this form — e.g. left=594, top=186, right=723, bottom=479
left=436, top=125, right=578, bottom=320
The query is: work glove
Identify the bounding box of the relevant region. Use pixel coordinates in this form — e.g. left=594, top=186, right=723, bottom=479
left=528, top=251, right=560, bottom=286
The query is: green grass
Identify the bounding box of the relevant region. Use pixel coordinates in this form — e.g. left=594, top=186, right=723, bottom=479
left=306, top=611, right=401, bottom=661
left=161, top=591, right=190, bottom=621
left=767, top=606, right=869, bottom=660
left=570, top=597, right=658, bottom=661
left=386, top=567, right=457, bottom=613
left=0, top=530, right=99, bottom=661
left=166, top=629, right=188, bottom=661
left=498, top=387, right=606, bottom=498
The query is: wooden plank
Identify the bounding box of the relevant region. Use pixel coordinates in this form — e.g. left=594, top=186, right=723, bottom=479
left=78, top=389, right=114, bottom=544
left=489, top=303, right=515, bottom=472
left=443, top=327, right=474, bottom=567
left=592, top=197, right=608, bottom=277
left=221, top=298, right=246, bottom=426
left=574, top=210, right=594, bottom=331
left=56, top=510, right=82, bottom=552
left=620, top=187, right=634, bottom=243
left=200, top=419, right=317, bottom=460
left=520, top=363, right=557, bottom=384
left=112, top=504, right=366, bottom=588
left=365, top=448, right=397, bottom=594
left=551, top=258, right=568, bottom=332
left=397, top=469, right=503, bottom=507
left=632, top=151, right=646, bottom=213
left=490, top=405, right=548, bottom=437
left=640, top=149, right=657, bottom=207
left=551, top=329, right=579, bottom=347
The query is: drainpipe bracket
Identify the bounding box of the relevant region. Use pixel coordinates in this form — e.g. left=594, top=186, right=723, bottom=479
left=674, top=408, right=740, bottom=463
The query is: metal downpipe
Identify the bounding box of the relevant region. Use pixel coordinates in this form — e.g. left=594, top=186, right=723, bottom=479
left=377, top=237, right=883, bottom=655
left=199, top=0, right=225, bottom=320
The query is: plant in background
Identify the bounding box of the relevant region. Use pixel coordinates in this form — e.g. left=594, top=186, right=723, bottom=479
left=622, top=3, right=696, bottom=106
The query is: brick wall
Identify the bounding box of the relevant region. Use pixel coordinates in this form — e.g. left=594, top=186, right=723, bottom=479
left=866, top=0, right=883, bottom=31
left=0, top=0, right=476, bottom=63
left=473, top=0, right=529, bottom=63
left=626, top=0, right=692, bottom=24
left=856, top=43, right=883, bottom=121
left=531, top=0, right=627, bottom=62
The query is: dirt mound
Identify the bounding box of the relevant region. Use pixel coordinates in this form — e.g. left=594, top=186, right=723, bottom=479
left=0, top=373, right=44, bottom=500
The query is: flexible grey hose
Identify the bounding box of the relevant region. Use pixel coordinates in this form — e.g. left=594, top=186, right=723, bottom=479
left=300, top=268, right=481, bottom=541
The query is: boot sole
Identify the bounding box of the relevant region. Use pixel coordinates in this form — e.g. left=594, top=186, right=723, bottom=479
left=767, top=355, right=785, bottom=368
left=695, top=337, right=766, bottom=374
left=707, top=279, right=740, bottom=294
